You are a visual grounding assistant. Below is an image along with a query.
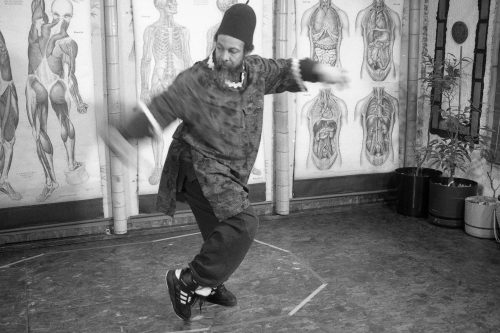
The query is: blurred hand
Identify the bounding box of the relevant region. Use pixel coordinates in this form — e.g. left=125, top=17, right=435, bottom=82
left=97, top=105, right=156, bottom=168
left=314, top=64, right=350, bottom=90
left=97, top=122, right=138, bottom=168
left=120, top=106, right=156, bottom=139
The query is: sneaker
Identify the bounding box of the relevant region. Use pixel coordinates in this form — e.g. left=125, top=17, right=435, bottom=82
left=165, top=268, right=198, bottom=320
left=206, top=284, right=237, bottom=307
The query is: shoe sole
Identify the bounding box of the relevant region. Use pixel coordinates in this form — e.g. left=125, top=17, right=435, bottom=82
left=205, top=297, right=237, bottom=307
left=165, top=270, right=190, bottom=321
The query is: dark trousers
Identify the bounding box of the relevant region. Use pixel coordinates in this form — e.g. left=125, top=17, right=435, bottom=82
left=178, top=162, right=259, bottom=288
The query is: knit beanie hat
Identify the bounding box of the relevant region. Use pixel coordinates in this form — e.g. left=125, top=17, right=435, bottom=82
left=215, top=2, right=256, bottom=47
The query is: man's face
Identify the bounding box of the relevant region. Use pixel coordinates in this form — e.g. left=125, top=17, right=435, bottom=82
left=214, top=34, right=246, bottom=71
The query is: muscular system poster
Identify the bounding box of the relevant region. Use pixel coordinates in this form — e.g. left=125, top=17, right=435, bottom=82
left=131, top=0, right=268, bottom=196
left=293, top=0, right=403, bottom=179
left=0, top=0, right=101, bottom=208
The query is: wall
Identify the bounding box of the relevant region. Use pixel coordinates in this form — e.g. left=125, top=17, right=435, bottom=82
left=417, top=0, right=500, bottom=196
left=0, top=0, right=274, bottom=231
left=0, top=0, right=107, bottom=229
left=476, top=0, right=500, bottom=197
left=1, top=0, right=499, bottom=241
left=291, top=0, right=404, bottom=182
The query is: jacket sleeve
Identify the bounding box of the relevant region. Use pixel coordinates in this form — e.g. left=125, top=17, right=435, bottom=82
left=118, top=70, right=193, bottom=140
left=248, top=56, right=321, bottom=95
left=147, top=71, right=190, bottom=128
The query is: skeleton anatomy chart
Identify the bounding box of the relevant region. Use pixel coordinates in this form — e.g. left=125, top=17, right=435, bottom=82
left=355, top=0, right=401, bottom=81
left=0, top=30, right=21, bottom=201
left=354, top=87, right=397, bottom=166
left=0, top=0, right=101, bottom=209
left=132, top=0, right=268, bottom=195
left=139, top=0, right=191, bottom=185
left=294, top=0, right=402, bottom=179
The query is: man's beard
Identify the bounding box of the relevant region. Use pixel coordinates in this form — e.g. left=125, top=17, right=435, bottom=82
left=214, top=57, right=244, bottom=87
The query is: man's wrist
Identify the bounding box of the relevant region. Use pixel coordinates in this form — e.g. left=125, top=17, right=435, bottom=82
left=120, top=111, right=153, bottom=139
left=299, top=58, right=321, bottom=83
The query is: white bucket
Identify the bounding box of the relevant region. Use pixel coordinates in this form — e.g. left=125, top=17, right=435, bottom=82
left=464, top=196, right=498, bottom=239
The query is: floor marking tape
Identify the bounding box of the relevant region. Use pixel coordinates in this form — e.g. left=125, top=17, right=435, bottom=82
left=254, top=239, right=290, bottom=253
left=210, top=315, right=287, bottom=330
left=0, top=253, right=45, bottom=269
left=166, top=328, right=210, bottom=333
left=152, top=232, right=201, bottom=243
left=290, top=253, right=327, bottom=284
left=288, top=283, right=327, bottom=316
left=47, top=232, right=202, bottom=254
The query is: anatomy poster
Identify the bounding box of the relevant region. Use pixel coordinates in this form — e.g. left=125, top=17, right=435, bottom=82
left=0, top=0, right=102, bottom=208
left=293, top=0, right=403, bottom=179
left=131, top=0, right=268, bottom=196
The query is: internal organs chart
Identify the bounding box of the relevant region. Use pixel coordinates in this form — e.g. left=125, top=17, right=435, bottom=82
left=0, top=30, right=21, bottom=201
left=301, top=0, right=348, bottom=67
left=302, top=89, right=347, bottom=170
left=355, top=87, right=397, bottom=167
left=355, top=0, right=400, bottom=81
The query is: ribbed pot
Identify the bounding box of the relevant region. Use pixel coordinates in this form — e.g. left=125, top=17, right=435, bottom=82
left=464, top=196, right=498, bottom=238
left=428, top=177, right=478, bottom=227
left=395, top=167, right=442, bottom=217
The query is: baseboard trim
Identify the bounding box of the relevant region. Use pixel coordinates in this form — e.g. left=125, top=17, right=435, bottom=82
left=0, top=190, right=395, bottom=246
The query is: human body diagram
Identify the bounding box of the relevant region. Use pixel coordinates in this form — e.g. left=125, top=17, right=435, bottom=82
left=299, top=0, right=348, bottom=170
left=355, top=0, right=401, bottom=81
left=0, top=30, right=22, bottom=201
left=302, top=89, right=347, bottom=170
left=354, top=87, right=397, bottom=167
left=140, top=0, right=191, bottom=185
left=300, top=0, right=348, bottom=68
left=26, top=0, right=89, bottom=202
left=206, top=0, right=237, bottom=57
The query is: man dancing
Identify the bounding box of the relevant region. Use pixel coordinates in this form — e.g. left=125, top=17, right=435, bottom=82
left=111, top=4, right=348, bottom=321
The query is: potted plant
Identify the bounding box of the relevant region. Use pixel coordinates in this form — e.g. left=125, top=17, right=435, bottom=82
left=464, top=124, right=500, bottom=239
left=426, top=109, right=478, bottom=227
left=394, top=142, right=441, bottom=217
left=421, top=52, right=478, bottom=227
left=393, top=53, right=450, bottom=217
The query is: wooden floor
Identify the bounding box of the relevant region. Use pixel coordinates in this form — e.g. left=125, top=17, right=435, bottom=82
left=1, top=203, right=500, bottom=332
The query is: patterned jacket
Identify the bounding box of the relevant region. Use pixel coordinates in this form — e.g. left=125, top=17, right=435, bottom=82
left=148, top=54, right=317, bottom=220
